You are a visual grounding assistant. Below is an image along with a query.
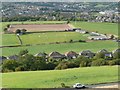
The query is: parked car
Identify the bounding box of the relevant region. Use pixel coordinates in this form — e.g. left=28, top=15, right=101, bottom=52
left=73, top=83, right=86, bottom=89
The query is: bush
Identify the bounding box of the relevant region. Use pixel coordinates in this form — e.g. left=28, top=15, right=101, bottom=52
left=15, top=29, right=21, bottom=34
left=80, top=61, right=87, bottom=67
left=69, top=39, right=73, bottom=43
left=19, top=49, right=29, bottom=56
left=7, top=24, right=10, bottom=28
left=91, top=59, right=106, bottom=66
left=55, top=61, right=68, bottom=70
left=4, top=28, right=8, bottom=33
left=108, top=60, right=116, bottom=66
left=15, top=66, right=25, bottom=71
left=2, top=60, right=19, bottom=72
left=67, top=62, right=77, bottom=68
left=2, top=68, right=13, bottom=73
left=79, top=40, right=86, bottom=42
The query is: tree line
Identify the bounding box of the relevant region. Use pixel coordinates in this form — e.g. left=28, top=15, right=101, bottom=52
left=2, top=49, right=120, bottom=73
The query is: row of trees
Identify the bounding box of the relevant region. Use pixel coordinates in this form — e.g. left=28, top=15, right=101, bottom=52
left=2, top=16, right=87, bottom=22
left=2, top=50, right=120, bottom=73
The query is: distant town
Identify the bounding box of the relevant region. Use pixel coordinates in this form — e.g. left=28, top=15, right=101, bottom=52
left=1, top=2, right=120, bottom=22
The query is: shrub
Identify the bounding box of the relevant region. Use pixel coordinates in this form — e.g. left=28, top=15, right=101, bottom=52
left=4, top=28, right=8, bottom=33
left=80, top=61, right=87, bottom=67
left=79, top=40, right=86, bottom=42
left=7, top=24, right=10, bottom=28
left=15, top=29, right=21, bottom=34
left=19, top=49, right=29, bottom=56
left=108, top=60, right=116, bottom=66
left=69, top=39, right=73, bottom=43
left=91, top=59, right=106, bottom=66
left=2, top=60, right=19, bottom=72
left=55, top=61, right=68, bottom=70
left=15, top=66, right=25, bottom=71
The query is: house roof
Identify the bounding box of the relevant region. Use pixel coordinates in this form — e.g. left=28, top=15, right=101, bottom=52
left=0, top=56, right=7, bottom=60
left=8, top=55, right=18, bottom=60
left=113, top=48, right=120, bottom=53
left=80, top=50, right=94, bottom=54
left=65, top=51, right=78, bottom=56
left=49, top=51, right=63, bottom=57
left=35, top=52, right=47, bottom=57
left=98, top=49, right=109, bottom=53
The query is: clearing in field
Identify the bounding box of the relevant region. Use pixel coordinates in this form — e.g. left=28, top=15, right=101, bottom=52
left=8, top=24, right=71, bottom=32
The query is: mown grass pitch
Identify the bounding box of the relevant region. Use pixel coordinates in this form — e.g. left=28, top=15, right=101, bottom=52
left=2, top=66, right=118, bottom=88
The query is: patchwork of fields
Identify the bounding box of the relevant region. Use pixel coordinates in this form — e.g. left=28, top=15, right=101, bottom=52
left=1, top=21, right=119, bottom=88
left=2, top=66, right=118, bottom=88
left=1, top=21, right=118, bottom=56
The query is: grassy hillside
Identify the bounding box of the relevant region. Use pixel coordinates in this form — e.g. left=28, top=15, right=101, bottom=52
left=2, top=66, right=118, bottom=88
left=72, top=22, right=118, bottom=35
left=2, top=40, right=118, bottom=56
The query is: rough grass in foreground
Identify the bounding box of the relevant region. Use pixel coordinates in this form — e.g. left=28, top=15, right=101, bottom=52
left=2, top=66, right=118, bottom=88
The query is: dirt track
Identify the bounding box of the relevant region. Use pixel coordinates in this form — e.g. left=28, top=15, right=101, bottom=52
left=9, top=24, right=71, bottom=32
left=88, top=82, right=119, bottom=89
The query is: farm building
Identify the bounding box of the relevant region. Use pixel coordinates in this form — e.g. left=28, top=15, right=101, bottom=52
left=65, top=51, right=78, bottom=59
left=75, top=29, right=87, bottom=34
left=49, top=51, right=65, bottom=59
left=90, top=32, right=100, bottom=36
left=88, top=35, right=109, bottom=40
left=79, top=50, right=95, bottom=58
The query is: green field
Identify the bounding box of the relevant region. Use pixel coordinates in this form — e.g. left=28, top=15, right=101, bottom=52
left=72, top=22, right=118, bottom=35
left=2, top=32, right=87, bottom=46
left=2, top=34, right=19, bottom=46
left=2, top=40, right=117, bottom=56
left=19, top=32, right=87, bottom=45
left=1, top=21, right=118, bottom=56
left=2, top=66, right=118, bottom=88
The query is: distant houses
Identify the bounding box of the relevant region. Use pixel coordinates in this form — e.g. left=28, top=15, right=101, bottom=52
left=7, top=55, right=19, bottom=60
left=65, top=51, right=78, bottom=59
left=1, top=49, right=120, bottom=61
left=48, top=51, right=65, bottom=60
left=67, top=28, right=88, bottom=34
left=79, top=50, right=95, bottom=59
left=98, top=49, right=113, bottom=60
left=0, top=56, right=7, bottom=61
